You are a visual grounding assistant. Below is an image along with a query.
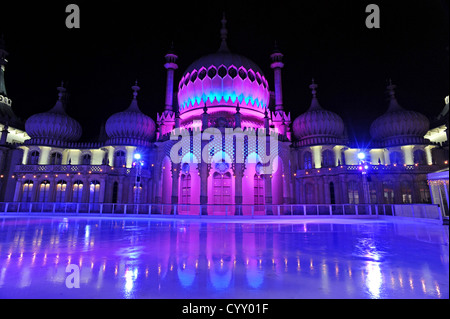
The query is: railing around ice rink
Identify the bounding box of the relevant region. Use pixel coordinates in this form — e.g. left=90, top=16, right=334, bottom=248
left=0, top=202, right=443, bottom=222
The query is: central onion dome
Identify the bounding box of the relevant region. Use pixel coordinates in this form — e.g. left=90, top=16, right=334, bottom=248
left=177, top=15, right=270, bottom=115
left=105, top=83, right=156, bottom=145
left=25, top=84, right=82, bottom=142
left=370, top=81, right=429, bottom=145
left=292, top=80, right=345, bottom=145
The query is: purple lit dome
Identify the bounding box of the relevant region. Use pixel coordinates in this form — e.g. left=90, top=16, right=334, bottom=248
left=105, top=83, right=156, bottom=142
left=177, top=16, right=270, bottom=115
left=25, top=85, right=82, bottom=142
left=292, top=81, right=345, bottom=144
left=370, top=82, right=429, bottom=144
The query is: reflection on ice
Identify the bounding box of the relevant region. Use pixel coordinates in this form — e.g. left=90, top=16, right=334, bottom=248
left=364, top=261, right=382, bottom=299
left=0, top=217, right=448, bottom=298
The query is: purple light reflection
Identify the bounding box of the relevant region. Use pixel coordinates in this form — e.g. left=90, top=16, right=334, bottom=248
left=0, top=217, right=448, bottom=299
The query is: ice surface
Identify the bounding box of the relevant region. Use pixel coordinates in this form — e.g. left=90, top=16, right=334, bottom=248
left=0, top=215, right=448, bottom=299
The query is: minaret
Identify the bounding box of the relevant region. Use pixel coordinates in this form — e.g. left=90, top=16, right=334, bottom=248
left=0, top=35, right=8, bottom=97
left=158, top=43, right=178, bottom=138
left=0, top=35, right=9, bottom=142
left=270, top=41, right=284, bottom=111
left=164, top=42, right=178, bottom=112
left=270, top=42, right=291, bottom=140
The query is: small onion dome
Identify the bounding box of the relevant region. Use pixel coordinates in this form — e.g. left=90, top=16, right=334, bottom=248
left=370, top=80, right=429, bottom=145
left=105, top=82, right=156, bottom=143
left=25, top=84, right=82, bottom=142
left=292, top=80, right=345, bottom=145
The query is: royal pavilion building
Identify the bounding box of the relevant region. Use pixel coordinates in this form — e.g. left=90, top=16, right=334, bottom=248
left=0, top=17, right=448, bottom=217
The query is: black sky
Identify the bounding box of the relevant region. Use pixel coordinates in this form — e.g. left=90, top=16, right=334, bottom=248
left=0, top=0, right=448, bottom=144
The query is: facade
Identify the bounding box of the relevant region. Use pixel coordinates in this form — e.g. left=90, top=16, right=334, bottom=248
left=0, top=17, right=448, bottom=214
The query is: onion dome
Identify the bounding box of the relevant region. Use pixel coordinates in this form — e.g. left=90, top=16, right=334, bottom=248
left=292, top=80, right=345, bottom=145
left=105, top=82, right=156, bottom=145
left=177, top=14, right=270, bottom=115
left=25, top=83, right=82, bottom=142
left=370, top=80, right=429, bottom=145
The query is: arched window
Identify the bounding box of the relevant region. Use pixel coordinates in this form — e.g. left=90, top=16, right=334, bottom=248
left=254, top=174, right=264, bottom=210
left=39, top=180, right=51, bottom=202
left=329, top=182, right=336, bottom=204
left=305, top=183, right=314, bottom=203
left=21, top=180, right=34, bottom=202
left=55, top=180, right=67, bottom=202
left=50, top=152, right=62, bottom=165
left=383, top=181, right=394, bottom=204
left=413, top=149, right=427, bottom=165
left=89, top=180, right=101, bottom=203
left=389, top=151, right=403, bottom=165
left=348, top=181, right=359, bottom=204
left=82, top=154, right=91, bottom=165
left=114, top=150, right=126, bottom=167
left=400, top=181, right=412, bottom=204
left=28, top=151, right=40, bottom=165
left=322, top=150, right=335, bottom=168
left=72, top=180, right=83, bottom=202
left=303, top=151, right=313, bottom=169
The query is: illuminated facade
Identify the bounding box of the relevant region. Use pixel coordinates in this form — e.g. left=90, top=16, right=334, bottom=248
left=0, top=17, right=448, bottom=213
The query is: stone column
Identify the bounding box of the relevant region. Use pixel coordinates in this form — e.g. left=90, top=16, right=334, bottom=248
left=81, top=177, right=90, bottom=203
left=99, top=177, right=106, bottom=203
left=171, top=163, right=180, bottom=213
left=340, top=175, right=348, bottom=204
left=13, top=180, right=21, bottom=202
left=200, top=107, right=209, bottom=215
left=234, top=163, right=243, bottom=215
left=199, top=162, right=209, bottom=215
left=65, top=178, right=73, bottom=203
left=265, top=174, right=272, bottom=214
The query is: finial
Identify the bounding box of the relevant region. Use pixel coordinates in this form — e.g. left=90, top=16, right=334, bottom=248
left=387, top=78, right=396, bottom=98
left=386, top=78, right=403, bottom=112
left=236, top=102, right=240, bottom=113
left=132, top=80, right=140, bottom=99
left=309, top=78, right=318, bottom=98
left=273, top=40, right=280, bottom=53
left=57, top=81, right=66, bottom=100
left=167, top=41, right=175, bottom=54
left=308, top=78, right=323, bottom=111
left=218, top=12, right=229, bottom=52
left=203, top=106, right=208, bottom=114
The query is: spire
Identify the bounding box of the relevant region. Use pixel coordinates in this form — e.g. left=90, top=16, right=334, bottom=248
left=386, top=78, right=403, bottom=112
left=308, top=78, right=322, bottom=111
left=218, top=12, right=229, bottom=52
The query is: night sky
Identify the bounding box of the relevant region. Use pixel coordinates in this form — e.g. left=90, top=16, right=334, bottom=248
left=0, top=0, right=448, bottom=145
